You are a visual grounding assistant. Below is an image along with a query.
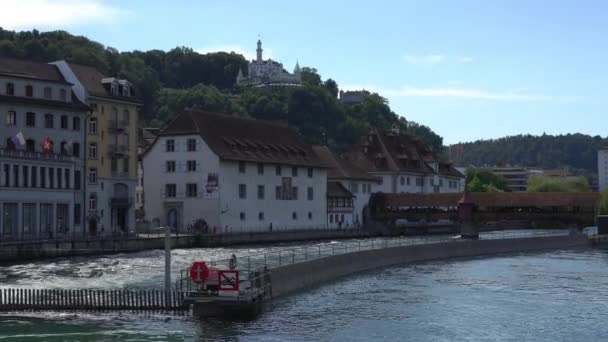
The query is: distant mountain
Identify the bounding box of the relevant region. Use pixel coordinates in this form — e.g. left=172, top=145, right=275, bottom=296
left=449, top=134, right=608, bottom=174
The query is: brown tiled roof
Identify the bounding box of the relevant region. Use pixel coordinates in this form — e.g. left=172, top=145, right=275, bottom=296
left=0, top=92, right=90, bottom=111
left=68, top=63, right=142, bottom=104
left=0, top=58, right=70, bottom=84
left=327, top=181, right=354, bottom=198
left=347, top=128, right=463, bottom=178
left=371, top=192, right=600, bottom=208
left=157, top=110, right=329, bottom=168
left=312, top=145, right=380, bottom=182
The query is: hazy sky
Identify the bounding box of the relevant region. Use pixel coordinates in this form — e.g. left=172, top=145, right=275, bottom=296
left=2, top=0, right=606, bottom=144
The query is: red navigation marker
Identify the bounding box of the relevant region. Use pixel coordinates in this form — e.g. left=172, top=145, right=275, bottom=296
left=190, top=261, right=210, bottom=284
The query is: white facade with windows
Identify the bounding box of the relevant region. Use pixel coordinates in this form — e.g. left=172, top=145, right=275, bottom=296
left=142, top=111, right=329, bottom=232
left=599, top=148, right=608, bottom=192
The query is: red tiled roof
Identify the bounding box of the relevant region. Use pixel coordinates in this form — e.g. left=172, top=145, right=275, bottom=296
left=312, top=145, right=381, bottom=182
left=156, top=110, right=329, bottom=168
left=0, top=58, right=70, bottom=84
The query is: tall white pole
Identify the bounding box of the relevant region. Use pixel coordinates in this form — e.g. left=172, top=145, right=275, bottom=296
left=165, top=225, right=171, bottom=307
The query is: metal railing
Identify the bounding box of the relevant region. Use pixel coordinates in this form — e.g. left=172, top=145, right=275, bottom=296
left=0, top=148, right=75, bottom=162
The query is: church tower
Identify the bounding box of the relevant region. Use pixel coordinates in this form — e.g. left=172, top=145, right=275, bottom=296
left=256, top=39, right=263, bottom=62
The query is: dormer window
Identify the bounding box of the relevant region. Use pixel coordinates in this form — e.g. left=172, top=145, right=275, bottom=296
left=44, top=87, right=52, bottom=99
left=59, top=89, right=67, bottom=101
left=122, top=85, right=130, bottom=97
left=25, top=85, right=33, bottom=97
left=110, top=82, right=118, bottom=95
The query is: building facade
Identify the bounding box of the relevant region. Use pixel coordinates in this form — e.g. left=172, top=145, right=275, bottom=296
left=0, top=58, right=88, bottom=240
left=600, top=148, right=608, bottom=192
left=489, top=167, right=530, bottom=192
left=143, top=110, right=328, bottom=232
left=136, top=127, right=159, bottom=218
left=326, top=181, right=355, bottom=228
left=313, top=145, right=380, bottom=227
left=53, top=61, right=140, bottom=236
left=345, top=128, right=465, bottom=195
left=338, top=90, right=370, bottom=104
left=236, top=40, right=301, bottom=87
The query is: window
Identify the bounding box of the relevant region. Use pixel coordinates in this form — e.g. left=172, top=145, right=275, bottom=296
left=73, top=117, right=80, bottom=131
left=122, top=109, right=130, bottom=124
left=166, top=139, right=175, bottom=152
left=400, top=176, right=405, bottom=186
left=59, top=89, right=67, bottom=101
left=31, top=166, right=37, bottom=188
left=166, top=160, right=176, bottom=173
left=123, top=157, right=129, bottom=173
left=275, top=186, right=281, bottom=199
left=307, top=187, right=314, bottom=201
left=44, top=114, right=54, bottom=128
left=276, top=165, right=282, bottom=176
left=72, top=143, right=80, bottom=157
left=60, top=115, right=68, bottom=129
left=258, top=163, right=264, bottom=175
left=56, top=204, right=68, bottom=233
left=25, top=85, right=33, bottom=97
left=407, top=177, right=411, bottom=186
left=3, top=203, right=18, bottom=236
left=308, top=168, right=313, bottom=178
left=6, top=83, right=14, bottom=95
left=26, top=139, right=35, bottom=152
left=49, top=167, right=54, bottom=188
left=23, top=203, right=36, bottom=235
left=5, top=110, right=16, bottom=125
left=26, top=112, right=35, bottom=127
left=416, top=177, right=423, bottom=186
left=292, top=212, right=297, bottom=220
left=362, top=183, right=367, bottom=194
left=89, top=194, right=97, bottom=210
left=258, top=185, right=265, bottom=199
left=239, top=184, right=247, bottom=199
left=292, top=167, right=298, bottom=177
left=330, top=214, right=333, bottom=224
left=65, top=169, right=70, bottom=189
left=23, top=166, right=28, bottom=188
left=439, top=179, right=443, bottom=187
left=352, top=183, right=359, bottom=193
left=292, top=186, right=298, bottom=200
left=239, top=161, right=246, bottom=173
left=308, top=212, right=312, bottom=220
left=88, top=168, right=97, bottom=184
left=89, top=118, right=97, bottom=133
left=44, top=87, right=52, bottom=99
left=74, top=203, right=81, bottom=225
left=187, top=139, right=196, bottom=151
left=258, top=212, right=264, bottom=221
left=240, top=212, right=246, bottom=221
left=111, top=157, right=118, bottom=173
left=57, top=168, right=62, bottom=189
left=186, top=183, right=198, bottom=197
left=40, top=167, right=46, bottom=188
left=12, top=165, right=18, bottom=187
left=74, top=170, right=81, bottom=190
left=187, top=160, right=196, bottom=172
left=89, top=143, right=97, bottom=159
left=165, top=184, right=176, bottom=198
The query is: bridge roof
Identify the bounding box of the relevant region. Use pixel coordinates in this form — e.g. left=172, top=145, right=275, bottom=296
left=371, top=192, right=601, bottom=208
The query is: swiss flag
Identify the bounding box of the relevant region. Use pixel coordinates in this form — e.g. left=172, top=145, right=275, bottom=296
left=40, top=136, right=53, bottom=154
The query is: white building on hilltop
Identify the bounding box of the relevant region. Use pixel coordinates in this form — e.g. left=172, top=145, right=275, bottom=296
left=236, top=40, right=301, bottom=87
left=599, top=148, right=608, bottom=192
left=142, top=110, right=329, bottom=232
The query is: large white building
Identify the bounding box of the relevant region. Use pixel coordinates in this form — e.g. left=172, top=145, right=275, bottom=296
left=142, top=110, right=329, bottom=232
left=0, top=58, right=88, bottom=240
left=313, top=145, right=381, bottom=228
left=599, top=148, right=608, bottom=192
left=236, top=40, right=301, bottom=87
left=345, top=128, right=465, bottom=194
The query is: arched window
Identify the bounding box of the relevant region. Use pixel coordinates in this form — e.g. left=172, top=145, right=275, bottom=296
left=25, top=85, right=33, bottom=97
left=26, top=139, right=35, bottom=152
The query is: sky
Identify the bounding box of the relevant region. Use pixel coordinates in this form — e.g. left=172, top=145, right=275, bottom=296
left=1, top=0, right=606, bottom=144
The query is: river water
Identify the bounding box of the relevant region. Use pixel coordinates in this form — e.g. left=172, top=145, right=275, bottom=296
left=1, top=233, right=607, bottom=341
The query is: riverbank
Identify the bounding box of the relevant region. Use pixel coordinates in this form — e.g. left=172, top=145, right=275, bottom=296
left=0, top=228, right=372, bottom=263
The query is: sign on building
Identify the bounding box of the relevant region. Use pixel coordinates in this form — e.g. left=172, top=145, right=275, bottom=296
left=205, top=173, right=219, bottom=199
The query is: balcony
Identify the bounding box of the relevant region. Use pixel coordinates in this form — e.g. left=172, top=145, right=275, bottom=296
left=108, top=144, right=130, bottom=155
left=110, top=196, right=133, bottom=207
left=0, top=148, right=75, bottom=163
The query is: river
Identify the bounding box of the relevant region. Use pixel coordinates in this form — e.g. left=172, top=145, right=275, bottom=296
left=1, top=233, right=607, bottom=341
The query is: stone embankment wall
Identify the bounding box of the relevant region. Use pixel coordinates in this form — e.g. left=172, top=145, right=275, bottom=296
left=269, top=235, right=589, bottom=298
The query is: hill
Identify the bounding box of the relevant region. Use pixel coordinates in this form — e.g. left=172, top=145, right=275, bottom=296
left=0, top=28, right=442, bottom=152
left=450, top=134, right=608, bottom=174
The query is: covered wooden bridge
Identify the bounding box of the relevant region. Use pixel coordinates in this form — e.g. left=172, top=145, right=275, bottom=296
left=369, top=192, right=601, bottom=227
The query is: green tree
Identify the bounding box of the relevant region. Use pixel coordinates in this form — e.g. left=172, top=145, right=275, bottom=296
left=465, top=168, right=507, bottom=192
left=323, top=78, right=339, bottom=98
left=599, top=191, right=608, bottom=215
left=527, top=175, right=590, bottom=192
